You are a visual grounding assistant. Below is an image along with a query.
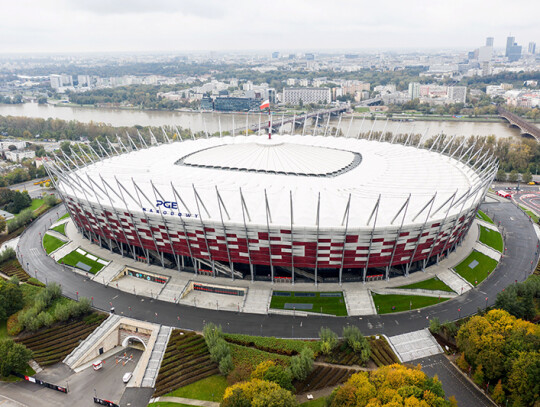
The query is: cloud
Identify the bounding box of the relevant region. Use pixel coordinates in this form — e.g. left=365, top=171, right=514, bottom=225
left=67, top=0, right=227, bottom=18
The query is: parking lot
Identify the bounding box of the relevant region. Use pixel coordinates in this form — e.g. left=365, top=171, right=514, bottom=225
left=0, top=348, right=142, bottom=407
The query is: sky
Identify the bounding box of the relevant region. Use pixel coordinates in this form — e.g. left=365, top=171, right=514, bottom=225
left=1, top=0, right=538, bottom=53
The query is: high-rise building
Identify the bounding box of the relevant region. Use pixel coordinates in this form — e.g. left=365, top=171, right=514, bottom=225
left=506, top=36, right=522, bottom=62
left=528, top=42, right=536, bottom=55
left=447, top=86, right=467, bottom=104
left=305, top=53, right=315, bottom=60
left=49, top=74, right=62, bottom=90
left=272, top=52, right=280, bottom=59
left=77, top=75, right=91, bottom=87
left=486, top=37, right=494, bottom=47
left=478, top=46, right=492, bottom=62
left=282, top=88, right=331, bottom=105
left=408, top=82, right=420, bottom=100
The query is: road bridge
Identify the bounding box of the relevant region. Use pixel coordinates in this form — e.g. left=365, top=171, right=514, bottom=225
left=498, top=107, right=540, bottom=140
left=232, top=105, right=348, bottom=135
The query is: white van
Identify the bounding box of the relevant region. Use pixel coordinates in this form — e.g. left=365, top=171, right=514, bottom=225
left=122, top=372, right=132, bottom=383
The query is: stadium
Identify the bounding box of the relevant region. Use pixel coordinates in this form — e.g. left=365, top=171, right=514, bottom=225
left=47, top=133, right=497, bottom=284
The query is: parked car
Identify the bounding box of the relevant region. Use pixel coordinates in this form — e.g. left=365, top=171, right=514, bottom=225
left=123, top=372, right=132, bottom=383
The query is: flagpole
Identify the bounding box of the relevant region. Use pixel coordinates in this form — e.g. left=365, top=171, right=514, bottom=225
left=268, top=106, right=272, bottom=140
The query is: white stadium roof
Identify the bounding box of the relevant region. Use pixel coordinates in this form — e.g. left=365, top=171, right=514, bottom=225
left=58, top=135, right=485, bottom=229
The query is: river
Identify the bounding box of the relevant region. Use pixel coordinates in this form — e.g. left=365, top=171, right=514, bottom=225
left=0, top=102, right=523, bottom=140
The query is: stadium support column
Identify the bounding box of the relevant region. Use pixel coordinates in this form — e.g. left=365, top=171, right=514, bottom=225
left=387, top=195, right=411, bottom=280
left=264, top=190, right=274, bottom=283
left=171, top=183, right=197, bottom=273
left=424, top=191, right=457, bottom=269
left=390, top=121, right=402, bottom=143
left=245, top=113, right=249, bottom=137
left=291, top=113, right=296, bottom=135
left=339, top=194, right=351, bottom=285
left=364, top=195, right=381, bottom=283
left=378, top=118, right=389, bottom=142
left=323, top=113, right=331, bottom=137
left=258, top=113, right=261, bottom=136
left=290, top=191, right=295, bottom=285
left=116, top=178, right=150, bottom=265
left=151, top=181, right=182, bottom=272
left=280, top=113, right=285, bottom=135
left=314, top=193, right=321, bottom=287
left=99, top=176, right=136, bottom=260
left=232, top=115, right=235, bottom=138
left=302, top=113, right=307, bottom=137
left=313, top=114, right=319, bottom=137
left=406, top=193, right=436, bottom=276
left=216, top=187, right=235, bottom=281
left=367, top=116, right=377, bottom=140
left=345, top=114, right=354, bottom=138
left=440, top=187, right=472, bottom=258
left=131, top=179, right=165, bottom=267
left=219, top=116, right=223, bottom=138
left=239, top=188, right=254, bottom=282
left=356, top=116, right=366, bottom=139
left=193, top=185, right=215, bottom=277
left=333, top=114, right=342, bottom=137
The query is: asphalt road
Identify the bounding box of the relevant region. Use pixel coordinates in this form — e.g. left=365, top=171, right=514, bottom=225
left=0, top=348, right=142, bottom=407
left=416, top=354, right=493, bottom=407
left=8, top=177, right=51, bottom=199
left=17, top=200, right=538, bottom=338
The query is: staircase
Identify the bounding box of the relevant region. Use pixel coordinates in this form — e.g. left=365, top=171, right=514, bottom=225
left=141, top=325, right=172, bottom=388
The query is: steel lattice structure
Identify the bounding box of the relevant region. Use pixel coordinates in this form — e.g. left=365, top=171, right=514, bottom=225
left=46, top=129, right=497, bottom=284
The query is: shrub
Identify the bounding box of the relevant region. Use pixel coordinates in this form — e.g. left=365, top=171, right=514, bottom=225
left=441, top=321, right=459, bottom=337
left=43, top=195, right=57, bottom=207
left=219, top=354, right=234, bottom=375
left=343, top=325, right=371, bottom=363
left=456, top=353, right=469, bottom=372
left=319, top=327, right=338, bottom=355
left=0, top=247, right=16, bottom=264
left=73, top=297, right=91, bottom=316
left=251, top=360, right=275, bottom=380
left=473, top=364, right=484, bottom=386
left=228, top=363, right=252, bottom=385
left=209, top=340, right=230, bottom=363
left=27, top=278, right=46, bottom=287
left=54, top=303, right=71, bottom=322
left=429, top=317, right=441, bottom=334
left=290, top=347, right=314, bottom=381
left=0, top=339, right=33, bottom=377
left=7, top=311, right=23, bottom=336
left=263, top=365, right=294, bottom=391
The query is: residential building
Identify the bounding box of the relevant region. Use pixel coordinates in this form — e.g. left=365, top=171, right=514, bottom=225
left=50, top=74, right=62, bottom=90
left=213, top=97, right=261, bottom=112
left=299, top=79, right=310, bottom=87
left=486, top=37, right=494, bottom=47
left=282, top=88, right=331, bottom=105
left=447, top=86, right=467, bottom=104
left=408, top=82, right=421, bottom=99
left=5, top=150, right=35, bottom=162
left=0, top=140, right=26, bottom=151
left=77, top=75, right=91, bottom=87
left=342, top=81, right=370, bottom=95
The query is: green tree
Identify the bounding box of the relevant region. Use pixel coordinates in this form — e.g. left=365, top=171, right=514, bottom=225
left=0, top=278, right=24, bottom=319
left=263, top=365, right=294, bottom=391
left=508, top=351, right=540, bottom=407
left=492, top=379, right=505, bottom=404
left=496, top=168, right=507, bottom=182
left=289, top=347, right=314, bottom=381
left=508, top=169, right=519, bottom=183
left=0, top=215, right=5, bottom=233
left=522, top=170, right=533, bottom=184
left=0, top=338, right=33, bottom=377
left=342, top=325, right=371, bottom=363
left=318, top=327, right=338, bottom=355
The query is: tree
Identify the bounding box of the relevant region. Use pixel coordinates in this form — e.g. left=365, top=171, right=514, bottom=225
left=496, top=168, right=507, bottom=182
left=319, top=327, right=338, bottom=355
left=492, top=379, right=505, bottom=404
left=522, top=170, right=533, bottom=184
left=0, top=278, right=24, bottom=318
left=219, top=354, right=234, bottom=375
left=508, top=169, right=519, bottom=183
left=290, top=347, right=314, bottom=381
left=263, top=365, right=293, bottom=391
left=0, top=215, right=5, bottom=233
left=342, top=325, right=371, bottom=363
left=222, top=379, right=296, bottom=407
left=508, top=351, right=540, bottom=407
left=0, top=339, right=33, bottom=377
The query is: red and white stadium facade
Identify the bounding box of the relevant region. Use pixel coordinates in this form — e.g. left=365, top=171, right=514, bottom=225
left=47, top=132, right=497, bottom=284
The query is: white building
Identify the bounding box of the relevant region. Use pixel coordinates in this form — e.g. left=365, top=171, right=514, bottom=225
left=408, top=82, right=421, bottom=99
left=5, top=150, right=35, bottom=162
left=50, top=74, right=62, bottom=90
left=0, top=140, right=26, bottom=151
left=478, top=46, right=493, bottom=62
left=282, top=88, right=331, bottom=105
left=78, top=75, right=91, bottom=87
left=447, top=86, right=467, bottom=104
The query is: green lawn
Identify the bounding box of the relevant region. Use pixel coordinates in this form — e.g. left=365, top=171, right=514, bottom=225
left=165, top=375, right=228, bottom=402
left=270, top=291, right=348, bottom=316
left=51, top=223, right=66, bottom=236
left=58, top=248, right=107, bottom=274
left=394, top=277, right=454, bottom=292
left=28, top=199, right=44, bottom=212
left=476, top=210, right=494, bottom=224
left=478, top=226, right=503, bottom=252
left=43, top=234, right=67, bottom=254
left=58, top=213, right=70, bottom=221
left=229, top=343, right=291, bottom=369
left=519, top=205, right=540, bottom=223
left=453, top=250, right=498, bottom=285
left=372, top=293, right=448, bottom=314
left=148, top=403, right=193, bottom=407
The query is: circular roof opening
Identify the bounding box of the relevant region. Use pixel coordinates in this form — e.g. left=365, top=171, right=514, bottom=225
left=176, top=141, right=361, bottom=177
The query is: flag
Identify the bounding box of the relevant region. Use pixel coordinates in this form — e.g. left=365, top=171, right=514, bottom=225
left=260, top=100, right=270, bottom=110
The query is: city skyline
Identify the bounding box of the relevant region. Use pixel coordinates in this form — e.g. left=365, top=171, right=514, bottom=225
left=1, top=0, right=538, bottom=53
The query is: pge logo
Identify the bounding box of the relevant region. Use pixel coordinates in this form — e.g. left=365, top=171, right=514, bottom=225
left=156, top=200, right=178, bottom=209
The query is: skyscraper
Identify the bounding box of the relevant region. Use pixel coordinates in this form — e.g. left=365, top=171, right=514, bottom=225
left=506, top=36, right=522, bottom=62
left=486, top=37, right=494, bottom=47
left=528, top=42, right=536, bottom=55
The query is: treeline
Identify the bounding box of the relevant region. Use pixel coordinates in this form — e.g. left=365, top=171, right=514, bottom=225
left=0, top=94, right=23, bottom=104
left=67, top=84, right=197, bottom=110
left=0, top=163, right=48, bottom=188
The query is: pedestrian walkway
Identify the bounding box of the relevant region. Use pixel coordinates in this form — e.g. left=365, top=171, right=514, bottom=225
left=476, top=219, right=499, bottom=231
left=343, top=287, right=376, bottom=316
left=388, top=328, right=443, bottom=363
left=44, top=230, right=69, bottom=242
left=242, top=287, right=271, bottom=314
left=49, top=240, right=76, bottom=261
left=474, top=242, right=502, bottom=260
left=371, top=287, right=457, bottom=298
left=149, top=396, right=219, bottom=407
left=141, top=325, right=172, bottom=388
left=436, top=269, right=473, bottom=293
left=94, top=261, right=124, bottom=285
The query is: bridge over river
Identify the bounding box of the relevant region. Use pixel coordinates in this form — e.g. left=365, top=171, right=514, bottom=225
left=498, top=107, right=540, bottom=141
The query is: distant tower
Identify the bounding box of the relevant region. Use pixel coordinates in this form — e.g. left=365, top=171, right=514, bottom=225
left=505, top=36, right=515, bottom=56
left=505, top=36, right=522, bottom=62
left=529, top=42, right=536, bottom=55
left=486, top=37, right=494, bottom=47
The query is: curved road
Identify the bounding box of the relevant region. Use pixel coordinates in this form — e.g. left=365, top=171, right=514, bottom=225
left=18, top=201, right=538, bottom=338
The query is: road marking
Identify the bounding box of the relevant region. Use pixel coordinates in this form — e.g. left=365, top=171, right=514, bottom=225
left=112, top=295, right=119, bottom=300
